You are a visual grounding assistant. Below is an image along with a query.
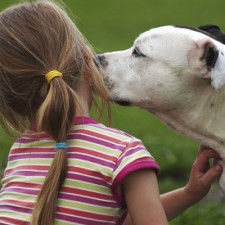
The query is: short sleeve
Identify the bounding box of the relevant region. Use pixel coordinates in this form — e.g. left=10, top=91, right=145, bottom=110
left=111, top=138, right=160, bottom=206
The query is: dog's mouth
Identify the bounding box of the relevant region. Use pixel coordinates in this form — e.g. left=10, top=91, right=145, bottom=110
left=115, top=99, right=132, bottom=106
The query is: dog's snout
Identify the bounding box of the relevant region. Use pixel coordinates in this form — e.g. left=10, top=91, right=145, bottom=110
left=96, top=54, right=108, bottom=68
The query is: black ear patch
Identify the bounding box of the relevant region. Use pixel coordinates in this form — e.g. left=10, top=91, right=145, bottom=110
left=199, top=25, right=225, bottom=44
left=203, top=43, right=219, bottom=69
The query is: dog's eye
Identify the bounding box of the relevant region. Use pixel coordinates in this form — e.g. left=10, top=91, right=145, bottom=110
left=132, top=47, right=145, bottom=57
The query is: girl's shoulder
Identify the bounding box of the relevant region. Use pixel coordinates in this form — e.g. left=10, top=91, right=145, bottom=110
left=72, top=117, right=138, bottom=145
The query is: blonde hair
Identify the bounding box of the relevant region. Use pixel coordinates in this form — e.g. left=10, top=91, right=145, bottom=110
left=0, top=0, right=110, bottom=224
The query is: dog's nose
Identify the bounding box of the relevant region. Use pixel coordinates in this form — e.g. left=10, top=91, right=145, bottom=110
left=96, top=54, right=108, bottom=68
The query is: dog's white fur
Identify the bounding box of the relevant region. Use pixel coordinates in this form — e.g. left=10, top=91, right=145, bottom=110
left=99, top=25, right=225, bottom=193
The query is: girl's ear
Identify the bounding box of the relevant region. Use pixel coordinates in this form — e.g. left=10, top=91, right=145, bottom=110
left=84, top=66, right=93, bottom=85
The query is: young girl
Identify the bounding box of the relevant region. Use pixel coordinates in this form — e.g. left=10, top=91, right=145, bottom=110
left=0, top=1, right=222, bottom=225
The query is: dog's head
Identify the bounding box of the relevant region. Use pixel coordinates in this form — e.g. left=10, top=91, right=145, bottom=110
left=97, top=25, right=225, bottom=110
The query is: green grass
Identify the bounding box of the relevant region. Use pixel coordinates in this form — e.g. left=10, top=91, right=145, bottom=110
left=1, top=0, right=225, bottom=224
left=171, top=201, right=225, bottom=225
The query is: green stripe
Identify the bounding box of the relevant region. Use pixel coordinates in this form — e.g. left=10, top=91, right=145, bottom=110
left=0, top=210, right=31, bottom=222
left=2, top=175, right=44, bottom=185
left=7, top=159, right=53, bottom=168
left=68, top=139, right=122, bottom=157
left=64, top=179, right=110, bottom=195
left=0, top=191, right=36, bottom=204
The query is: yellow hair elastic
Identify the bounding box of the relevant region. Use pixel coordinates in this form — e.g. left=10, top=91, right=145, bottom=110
left=45, top=70, right=63, bottom=83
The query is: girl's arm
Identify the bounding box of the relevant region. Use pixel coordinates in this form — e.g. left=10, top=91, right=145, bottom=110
left=123, top=146, right=222, bottom=225
left=123, top=169, right=169, bottom=225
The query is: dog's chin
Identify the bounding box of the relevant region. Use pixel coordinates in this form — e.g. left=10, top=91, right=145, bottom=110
left=114, top=99, right=132, bottom=106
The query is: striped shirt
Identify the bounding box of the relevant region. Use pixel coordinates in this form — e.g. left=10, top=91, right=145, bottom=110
left=0, top=117, right=159, bottom=225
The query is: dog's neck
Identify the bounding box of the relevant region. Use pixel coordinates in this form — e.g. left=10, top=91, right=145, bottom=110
left=146, top=91, right=225, bottom=158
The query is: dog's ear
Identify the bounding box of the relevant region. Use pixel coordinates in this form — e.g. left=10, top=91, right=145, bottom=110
left=199, top=24, right=225, bottom=44
left=187, top=40, right=218, bottom=78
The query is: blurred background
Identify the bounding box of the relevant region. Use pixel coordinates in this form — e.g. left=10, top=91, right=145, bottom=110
left=1, top=0, right=225, bottom=224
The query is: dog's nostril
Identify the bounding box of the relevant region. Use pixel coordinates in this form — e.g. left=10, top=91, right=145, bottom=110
left=96, top=54, right=108, bottom=68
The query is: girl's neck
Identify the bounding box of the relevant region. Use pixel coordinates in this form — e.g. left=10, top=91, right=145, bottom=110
left=76, top=80, right=92, bottom=117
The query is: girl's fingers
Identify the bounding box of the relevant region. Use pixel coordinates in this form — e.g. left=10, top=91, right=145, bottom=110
left=197, top=145, right=213, bottom=157
left=200, top=164, right=222, bottom=184
left=194, top=150, right=221, bottom=172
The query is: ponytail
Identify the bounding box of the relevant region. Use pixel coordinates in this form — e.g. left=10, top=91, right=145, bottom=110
left=31, top=73, right=80, bottom=225
left=31, top=150, right=67, bottom=225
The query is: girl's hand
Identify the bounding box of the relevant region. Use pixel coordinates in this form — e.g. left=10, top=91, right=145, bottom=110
left=184, top=145, right=222, bottom=203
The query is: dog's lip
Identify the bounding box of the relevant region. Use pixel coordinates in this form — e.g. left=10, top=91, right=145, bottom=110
left=114, top=99, right=132, bottom=106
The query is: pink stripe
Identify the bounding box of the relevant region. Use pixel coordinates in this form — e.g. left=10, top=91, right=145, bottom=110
left=0, top=199, right=34, bottom=208
left=5, top=166, right=49, bottom=176
left=57, top=206, right=119, bottom=221
left=59, top=193, right=118, bottom=208
left=0, top=205, right=32, bottom=214
left=67, top=167, right=112, bottom=183
left=66, top=173, right=111, bottom=187
left=0, top=217, right=29, bottom=225
left=9, top=153, right=54, bottom=161
left=61, top=186, right=113, bottom=200
left=6, top=170, right=47, bottom=177
left=74, top=117, right=97, bottom=125
left=67, top=152, right=115, bottom=168
left=2, top=187, right=39, bottom=196
left=10, top=148, right=54, bottom=154
left=72, top=133, right=125, bottom=150
left=56, top=213, right=116, bottom=225
left=67, top=147, right=117, bottom=162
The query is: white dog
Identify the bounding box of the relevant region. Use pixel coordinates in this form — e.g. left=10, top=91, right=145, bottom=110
left=97, top=25, right=225, bottom=193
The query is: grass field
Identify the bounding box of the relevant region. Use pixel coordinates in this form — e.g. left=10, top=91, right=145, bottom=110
left=1, top=0, right=225, bottom=224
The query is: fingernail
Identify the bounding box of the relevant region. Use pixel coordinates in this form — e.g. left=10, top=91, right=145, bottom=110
left=216, top=165, right=222, bottom=171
